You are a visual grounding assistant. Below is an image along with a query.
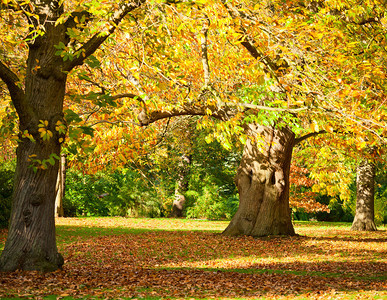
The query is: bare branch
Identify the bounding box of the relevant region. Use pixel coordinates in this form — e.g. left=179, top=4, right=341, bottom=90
left=200, top=14, right=210, bottom=86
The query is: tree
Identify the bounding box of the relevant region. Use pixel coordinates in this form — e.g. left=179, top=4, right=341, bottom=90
left=130, top=1, right=323, bottom=236
left=0, top=0, right=146, bottom=272
left=351, top=159, right=377, bottom=231
left=54, top=154, right=66, bottom=217
left=136, top=0, right=386, bottom=236
left=172, top=154, right=192, bottom=217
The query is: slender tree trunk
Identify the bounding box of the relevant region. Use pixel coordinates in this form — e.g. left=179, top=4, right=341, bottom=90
left=55, top=154, right=66, bottom=218
left=223, top=124, right=296, bottom=237
left=171, top=154, right=191, bottom=217
left=351, top=160, right=377, bottom=231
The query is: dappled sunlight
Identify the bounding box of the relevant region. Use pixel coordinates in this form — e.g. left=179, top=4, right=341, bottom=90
left=1, top=218, right=386, bottom=299
left=55, top=216, right=229, bottom=232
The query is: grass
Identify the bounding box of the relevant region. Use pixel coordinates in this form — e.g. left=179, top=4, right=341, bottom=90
left=0, top=218, right=386, bottom=299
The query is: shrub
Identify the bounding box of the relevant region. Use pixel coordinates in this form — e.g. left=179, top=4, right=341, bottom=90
left=63, top=168, right=168, bottom=218
left=186, top=183, right=239, bottom=220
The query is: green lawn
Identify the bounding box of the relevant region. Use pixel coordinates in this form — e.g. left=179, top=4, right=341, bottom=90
left=0, top=218, right=386, bottom=299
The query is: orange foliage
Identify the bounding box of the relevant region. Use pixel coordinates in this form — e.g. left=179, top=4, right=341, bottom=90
left=290, top=163, right=330, bottom=213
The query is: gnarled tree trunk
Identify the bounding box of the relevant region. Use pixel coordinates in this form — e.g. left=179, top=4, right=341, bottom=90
left=223, top=124, right=296, bottom=237
left=351, top=160, right=377, bottom=231
left=0, top=79, right=66, bottom=272
left=0, top=6, right=68, bottom=271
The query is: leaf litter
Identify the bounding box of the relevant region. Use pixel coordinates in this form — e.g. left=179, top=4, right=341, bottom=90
left=0, top=218, right=386, bottom=299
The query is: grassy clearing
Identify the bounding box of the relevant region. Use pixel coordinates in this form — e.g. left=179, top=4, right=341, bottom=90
left=0, top=218, right=386, bottom=299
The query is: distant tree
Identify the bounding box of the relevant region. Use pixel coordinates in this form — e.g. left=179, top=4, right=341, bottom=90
left=351, top=159, right=377, bottom=231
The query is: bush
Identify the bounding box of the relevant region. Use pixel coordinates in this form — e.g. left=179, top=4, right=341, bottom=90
left=63, top=168, right=169, bottom=218
left=0, top=163, right=15, bottom=228
left=314, top=195, right=354, bottom=222
left=185, top=180, right=239, bottom=220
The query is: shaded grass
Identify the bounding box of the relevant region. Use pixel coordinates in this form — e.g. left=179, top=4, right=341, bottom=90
left=155, top=266, right=387, bottom=281
left=0, top=218, right=386, bottom=299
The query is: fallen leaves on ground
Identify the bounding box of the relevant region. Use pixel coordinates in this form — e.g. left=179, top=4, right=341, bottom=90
left=0, top=218, right=386, bottom=299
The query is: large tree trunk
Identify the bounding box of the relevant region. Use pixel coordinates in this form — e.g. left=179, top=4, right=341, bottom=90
left=223, top=124, right=296, bottom=237
left=351, top=160, right=377, bottom=231
left=0, top=1, right=145, bottom=272
left=171, top=154, right=191, bottom=217
left=0, top=5, right=67, bottom=272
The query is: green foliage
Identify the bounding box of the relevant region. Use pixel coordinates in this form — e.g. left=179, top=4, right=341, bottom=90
left=182, top=131, right=240, bottom=220
left=63, top=168, right=168, bottom=218
left=375, top=165, right=387, bottom=225
left=185, top=183, right=239, bottom=220
left=315, top=195, right=354, bottom=223
left=0, top=161, right=15, bottom=228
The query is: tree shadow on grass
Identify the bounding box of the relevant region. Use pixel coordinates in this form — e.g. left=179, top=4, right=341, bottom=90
left=1, top=226, right=386, bottom=298
left=0, top=262, right=385, bottom=299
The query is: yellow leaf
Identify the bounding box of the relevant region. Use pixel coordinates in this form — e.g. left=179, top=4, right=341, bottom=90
left=325, top=125, right=334, bottom=133
left=310, top=122, right=319, bottom=132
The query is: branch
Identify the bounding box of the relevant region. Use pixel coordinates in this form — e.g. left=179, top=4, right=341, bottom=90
left=294, top=130, right=326, bottom=145
left=108, top=92, right=147, bottom=111
left=138, top=104, right=231, bottom=126
left=354, top=17, right=378, bottom=26
left=137, top=96, right=308, bottom=127
left=89, top=120, right=137, bottom=127
left=63, top=1, right=146, bottom=71
left=221, top=1, right=279, bottom=73
left=235, top=102, right=309, bottom=113
left=200, top=14, right=210, bottom=86
left=0, top=59, right=25, bottom=111
left=109, top=92, right=145, bottom=102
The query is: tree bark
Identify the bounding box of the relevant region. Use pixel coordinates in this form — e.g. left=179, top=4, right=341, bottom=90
left=223, top=124, right=296, bottom=237
left=351, top=160, right=377, bottom=231
left=171, top=154, right=191, bottom=217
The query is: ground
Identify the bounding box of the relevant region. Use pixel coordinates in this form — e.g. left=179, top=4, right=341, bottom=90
left=0, top=218, right=386, bottom=299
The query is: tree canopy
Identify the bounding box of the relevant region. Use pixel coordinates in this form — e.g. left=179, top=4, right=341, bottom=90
left=0, top=0, right=386, bottom=271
